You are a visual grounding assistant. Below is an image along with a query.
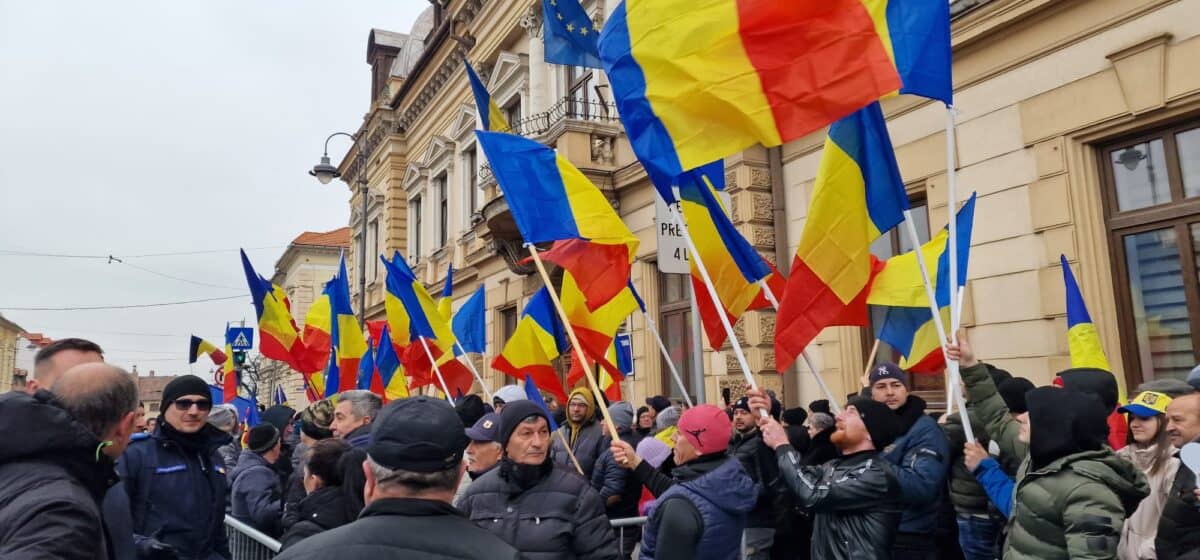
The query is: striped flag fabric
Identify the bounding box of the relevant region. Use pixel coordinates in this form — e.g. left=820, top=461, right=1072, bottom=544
left=493, top=287, right=570, bottom=403
left=239, top=250, right=310, bottom=373
left=188, top=335, right=227, bottom=365
left=323, top=256, right=368, bottom=398
left=465, top=62, right=510, bottom=132
left=374, top=325, right=410, bottom=402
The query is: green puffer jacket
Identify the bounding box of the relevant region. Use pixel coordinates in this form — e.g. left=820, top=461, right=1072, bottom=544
left=943, top=412, right=993, bottom=515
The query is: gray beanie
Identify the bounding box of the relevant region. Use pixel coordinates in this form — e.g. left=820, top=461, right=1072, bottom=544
left=608, top=401, right=634, bottom=428
left=207, top=404, right=239, bottom=431
left=655, top=405, right=681, bottom=430
left=1187, top=365, right=1200, bottom=392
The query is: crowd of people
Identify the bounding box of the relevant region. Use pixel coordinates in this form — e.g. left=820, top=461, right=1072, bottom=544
left=3, top=335, right=1200, bottom=559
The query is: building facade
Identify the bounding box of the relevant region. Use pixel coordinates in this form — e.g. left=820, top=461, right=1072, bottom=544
left=332, top=0, right=1200, bottom=408
left=0, top=314, right=25, bottom=393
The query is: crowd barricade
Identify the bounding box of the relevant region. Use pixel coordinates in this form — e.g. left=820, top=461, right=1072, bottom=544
left=610, top=516, right=647, bottom=558
left=224, top=515, right=281, bottom=560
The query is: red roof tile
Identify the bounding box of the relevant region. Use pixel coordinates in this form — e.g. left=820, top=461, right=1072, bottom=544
left=291, top=227, right=351, bottom=249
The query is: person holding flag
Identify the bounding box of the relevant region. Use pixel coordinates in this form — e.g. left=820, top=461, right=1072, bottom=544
left=551, top=386, right=608, bottom=480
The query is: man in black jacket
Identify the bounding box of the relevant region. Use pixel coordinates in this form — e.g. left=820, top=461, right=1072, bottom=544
left=729, top=395, right=782, bottom=559
left=590, top=402, right=644, bottom=559
left=1159, top=392, right=1200, bottom=559
left=0, top=363, right=140, bottom=560
left=459, top=399, right=618, bottom=560
left=278, top=396, right=520, bottom=559
left=751, top=389, right=905, bottom=560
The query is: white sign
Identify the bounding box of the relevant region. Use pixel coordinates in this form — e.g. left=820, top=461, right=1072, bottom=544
left=655, top=197, right=690, bottom=274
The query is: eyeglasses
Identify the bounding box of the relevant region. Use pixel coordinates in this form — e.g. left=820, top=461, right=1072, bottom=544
left=173, top=399, right=212, bottom=412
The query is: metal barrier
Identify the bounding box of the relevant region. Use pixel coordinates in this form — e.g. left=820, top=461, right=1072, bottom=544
left=224, top=515, right=281, bottom=560
left=610, top=516, right=647, bottom=558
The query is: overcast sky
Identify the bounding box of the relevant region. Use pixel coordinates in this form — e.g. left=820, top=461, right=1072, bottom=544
left=0, top=1, right=424, bottom=378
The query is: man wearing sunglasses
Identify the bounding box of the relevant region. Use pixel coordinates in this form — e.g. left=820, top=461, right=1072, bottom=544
left=118, top=374, right=234, bottom=560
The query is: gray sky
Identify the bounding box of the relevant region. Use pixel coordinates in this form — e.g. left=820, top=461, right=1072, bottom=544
left=0, top=1, right=423, bottom=378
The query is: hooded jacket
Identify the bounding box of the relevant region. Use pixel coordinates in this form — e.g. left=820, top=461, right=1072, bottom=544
left=1055, top=368, right=1128, bottom=450
left=551, top=387, right=609, bottom=478
left=278, top=485, right=354, bottom=550
left=119, top=419, right=232, bottom=560
left=1002, top=388, right=1149, bottom=559
left=1156, top=441, right=1200, bottom=560
left=640, top=456, right=757, bottom=560
left=728, top=426, right=781, bottom=528
left=879, top=395, right=949, bottom=534
left=0, top=390, right=119, bottom=560
left=775, top=445, right=903, bottom=560
left=229, top=449, right=283, bottom=536
left=942, top=411, right=995, bottom=515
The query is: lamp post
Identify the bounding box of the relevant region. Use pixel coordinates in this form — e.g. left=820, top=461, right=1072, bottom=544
left=310, top=131, right=369, bottom=327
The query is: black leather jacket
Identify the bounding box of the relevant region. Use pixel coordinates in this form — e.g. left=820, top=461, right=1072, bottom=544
left=775, top=445, right=902, bottom=560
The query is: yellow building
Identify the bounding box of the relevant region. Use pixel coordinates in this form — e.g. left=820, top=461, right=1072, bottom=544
left=0, top=313, right=25, bottom=393
left=332, top=0, right=1200, bottom=408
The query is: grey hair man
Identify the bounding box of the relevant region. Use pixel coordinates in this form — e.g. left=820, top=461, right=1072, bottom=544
left=332, top=390, right=382, bottom=447
left=209, top=404, right=242, bottom=475
left=1, top=363, right=140, bottom=560
left=276, top=397, right=520, bottom=560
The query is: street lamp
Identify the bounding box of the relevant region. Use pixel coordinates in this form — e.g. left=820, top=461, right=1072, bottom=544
left=310, top=131, right=368, bottom=326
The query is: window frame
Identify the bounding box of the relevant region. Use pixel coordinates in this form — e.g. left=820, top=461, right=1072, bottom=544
left=1098, top=119, right=1200, bottom=385
left=658, top=271, right=694, bottom=400
left=410, top=193, right=423, bottom=262
left=435, top=173, right=449, bottom=248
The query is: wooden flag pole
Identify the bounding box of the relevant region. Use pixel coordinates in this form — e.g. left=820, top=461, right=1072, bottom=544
left=642, top=312, right=694, bottom=408
left=453, top=340, right=494, bottom=403
left=862, top=339, right=881, bottom=387
left=418, top=336, right=455, bottom=404
left=554, top=427, right=586, bottom=475
left=525, top=244, right=619, bottom=439
left=757, top=280, right=842, bottom=414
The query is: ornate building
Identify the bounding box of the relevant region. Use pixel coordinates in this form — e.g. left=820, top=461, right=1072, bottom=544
left=0, top=313, right=26, bottom=393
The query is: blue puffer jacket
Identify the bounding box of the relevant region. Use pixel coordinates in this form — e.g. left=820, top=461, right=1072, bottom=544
left=641, top=458, right=757, bottom=560
left=229, top=450, right=283, bottom=537
left=118, top=423, right=232, bottom=560
left=880, top=399, right=950, bottom=534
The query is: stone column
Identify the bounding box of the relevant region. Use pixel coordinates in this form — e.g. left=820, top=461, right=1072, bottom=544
left=519, top=6, right=548, bottom=115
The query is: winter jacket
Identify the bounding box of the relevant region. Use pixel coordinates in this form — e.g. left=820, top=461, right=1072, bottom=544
left=970, top=457, right=1014, bottom=517
left=1156, top=444, right=1200, bottom=560
left=229, top=450, right=283, bottom=536
left=275, top=497, right=521, bottom=560
left=640, top=456, right=757, bottom=560
left=943, top=411, right=994, bottom=515
left=590, top=430, right=642, bottom=519
left=0, top=390, right=119, bottom=560
left=340, top=423, right=372, bottom=517
left=103, top=479, right=137, bottom=560
left=553, top=419, right=609, bottom=479
left=1116, top=443, right=1179, bottom=560
left=728, top=427, right=781, bottom=528
left=278, top=485, right=354, bottom=550
left=961, top=363, right=1028, bottom=464
left=880, top=397, right=949, bottom=534
left=775, top=445, right=903, bottom=560
left=119, top=421, right=232, bottom=560
left=802, top=428, right=839, bottom=466
left=458, top=460, right=618, bottom=560
left=217, top=439, right=240, bottom=479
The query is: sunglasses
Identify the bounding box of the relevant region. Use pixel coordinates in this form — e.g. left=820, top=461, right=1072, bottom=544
left=173, top=398, right=212, bottom=412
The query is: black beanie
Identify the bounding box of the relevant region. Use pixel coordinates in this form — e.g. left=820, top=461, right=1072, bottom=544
left=456, top=394, right=487, bottom=428
left=782, top=407, right=808, bottom=426
left=998, top=378, right=1035, bottom=414
left=262, top=405, right=295, bottom=433
left=848, top=397, right=904, bottom=450
left=985, top=364, right=1013, bottom=388
left=498, top=400, right=550, bottom=448
left=161, top=375, right=212, bottom=411
left=809, top=399, right=831, bottom=415
left=646, top=395, right=672, bottom=413
left=247, top=424, right=281, bottom=454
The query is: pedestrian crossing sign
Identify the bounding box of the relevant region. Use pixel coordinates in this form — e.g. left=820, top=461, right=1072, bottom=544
left=229, top=328, right=254, bottom=350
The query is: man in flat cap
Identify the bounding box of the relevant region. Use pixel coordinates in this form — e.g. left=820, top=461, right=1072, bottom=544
left=277, top=396, right=519, bottom=559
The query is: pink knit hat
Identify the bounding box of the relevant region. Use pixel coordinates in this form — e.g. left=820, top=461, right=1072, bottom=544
left=676, top=404, right=732, bottom=456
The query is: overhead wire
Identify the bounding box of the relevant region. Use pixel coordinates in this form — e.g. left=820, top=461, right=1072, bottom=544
left=1, top=294, right=248, bottom=311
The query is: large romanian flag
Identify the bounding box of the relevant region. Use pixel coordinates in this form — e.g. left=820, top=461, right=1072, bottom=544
left=561, top=271, right=637, bottom=382
left=322, top=257, right=368, bottom=398
left=598, top=0, right=901, bottom=182
left=493, top=287, right=570, bottom=403
left=240, top=250, right=309, bottom=372
left=374, top=325, right=410, bottom=402
left=775, top=102, right=909, bottom=371
left=188, top=335, right=227, bottom=365
left=869, top=194, right=976, bottom=373
left=465, top=62, right=510, bottom=132
left=475, top=131, right=639, bottom=310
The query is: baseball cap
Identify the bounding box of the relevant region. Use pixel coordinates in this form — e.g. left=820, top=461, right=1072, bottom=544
left=465, top=412, right=501, bottom=443
left=369, top=396, right=469, bottom=472
left=677, top=404, right=732, bottom=456
left=1118, top=391, right=1173, bottom=418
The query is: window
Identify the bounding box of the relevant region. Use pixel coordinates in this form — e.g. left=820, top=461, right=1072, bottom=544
left=367, top=218, right=379, bottom=282
left=499, top=306, right=518, bottom=346
left=503, top=99, right=521, bottom=130
left=566, top=66, right=601, bottom=120
left=464, top=146, right=480, bottom=218
left=659, top=271, right=695, bottom=402
left=861, top=202, right=945, bottom=398
left=1101, top=121, right=1200, bottom=384
left=410, top=194, right=422, bottom=261
left=435, top=174, right=449, bottom=247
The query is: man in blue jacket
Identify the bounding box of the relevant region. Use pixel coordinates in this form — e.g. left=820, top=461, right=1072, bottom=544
left=230, top=424, right=284, bottom=537
left=868, top=363, right=950, bottom=560
left=119, top=374, right=232, bottom=560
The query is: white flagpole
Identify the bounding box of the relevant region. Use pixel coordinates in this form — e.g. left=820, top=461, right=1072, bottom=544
left=641, top=311, right=694, bottom=408
left=453, top=340, right=494, bottom=403
left=418, top=337, right=455, bottom=403
left=757, top=280, right=842, bottom=414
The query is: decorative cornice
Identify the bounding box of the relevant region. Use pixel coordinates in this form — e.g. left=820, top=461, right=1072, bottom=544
left=518, top=5, right=542, bottom=38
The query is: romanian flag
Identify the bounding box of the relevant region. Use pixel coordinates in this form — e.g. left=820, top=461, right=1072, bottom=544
left=561, top=271, right=637, bottom=381
left=465, top=62, right=509, bottom=132
left=870, top=194, right=976, bottom=373
left=322, top=257, right=368, bottom=398
left=775, top=102, right=909, bottom=372
left=300, top=281, right=333, bottom=374
left=598, top=0, right=901, bottom=182
left=222, top=325, right=237, bottom=403
left=188, top=335, right=227, bottom=365
left=356, top=342, right=376, bottom=392
left=438, top=265, right=454, bottom=321
left=493, top=287, right=570, bottom=403
left=452, top=285, right=487, bottom=354
left=381, top=253, right=474, bottom=396
left=863, top=0, right=953, bottom=104
left=1061, top=254, right=1117, bottom=391
left=374, top=325, right=410, bottom=402
left=240, top=250, right=309, bottom=372
left=475, top=131, right=639, bottom=310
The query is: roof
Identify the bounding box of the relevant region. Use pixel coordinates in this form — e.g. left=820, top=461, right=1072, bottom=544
left=291, top=227, right=351, bottom=249
left=19, top=332, right=52, bottom=348
left=0, top=313, right=23, bottom=333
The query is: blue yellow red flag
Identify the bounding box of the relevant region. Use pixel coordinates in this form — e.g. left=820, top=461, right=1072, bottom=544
left=222, top=325, right=237, bottom=403
left=493, top=288, right=569, bottom=403
left=323, top=256, right=368, bottom=398
left=863, top=0, right=953, bottom=104
left=1061, top=254, right=1116, bottom=395
left=438, top=265, right=454, bottom=321
left=465, top=62, right=511, bottom=132
left=374, top=325, right=410, bottom=402
left=189, top=335, right=227, bottom=365
left=240, top=250, right=309, bottom=372
left=561, top=271, right=637, bottom=381
left=775, top=102, right=909, bottom=371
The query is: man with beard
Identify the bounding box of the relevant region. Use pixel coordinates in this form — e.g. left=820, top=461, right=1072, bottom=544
left=729, top=396, right=782, bottom=559
left=749, top=389, right=905, bottom=559
left=552, top=387, right=608, bottom=479
left=459, top=400, right=616, bottom=559
left=868, top=363, right=950, bottom=560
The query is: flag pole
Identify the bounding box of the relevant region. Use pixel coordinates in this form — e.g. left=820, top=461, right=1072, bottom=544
left=641, top=312, right=694, bottom=408
left=665, top=191, right=759, bottom=397
left=525, top=244, right=620, bottom=438
left=900, top=211, right=973, bottom=442
left=418, top=337, right=455, bottom=404
left=757, top=280, right=842, bottom=414
left=453, top=341, right=494, bottom=402
left=862, top=339, right=881, bottom=387
left=554, top=428, right=586, bottom=475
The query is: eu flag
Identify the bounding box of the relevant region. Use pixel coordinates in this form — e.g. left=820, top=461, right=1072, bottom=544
left=543, top=0, right=601, bottom=68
